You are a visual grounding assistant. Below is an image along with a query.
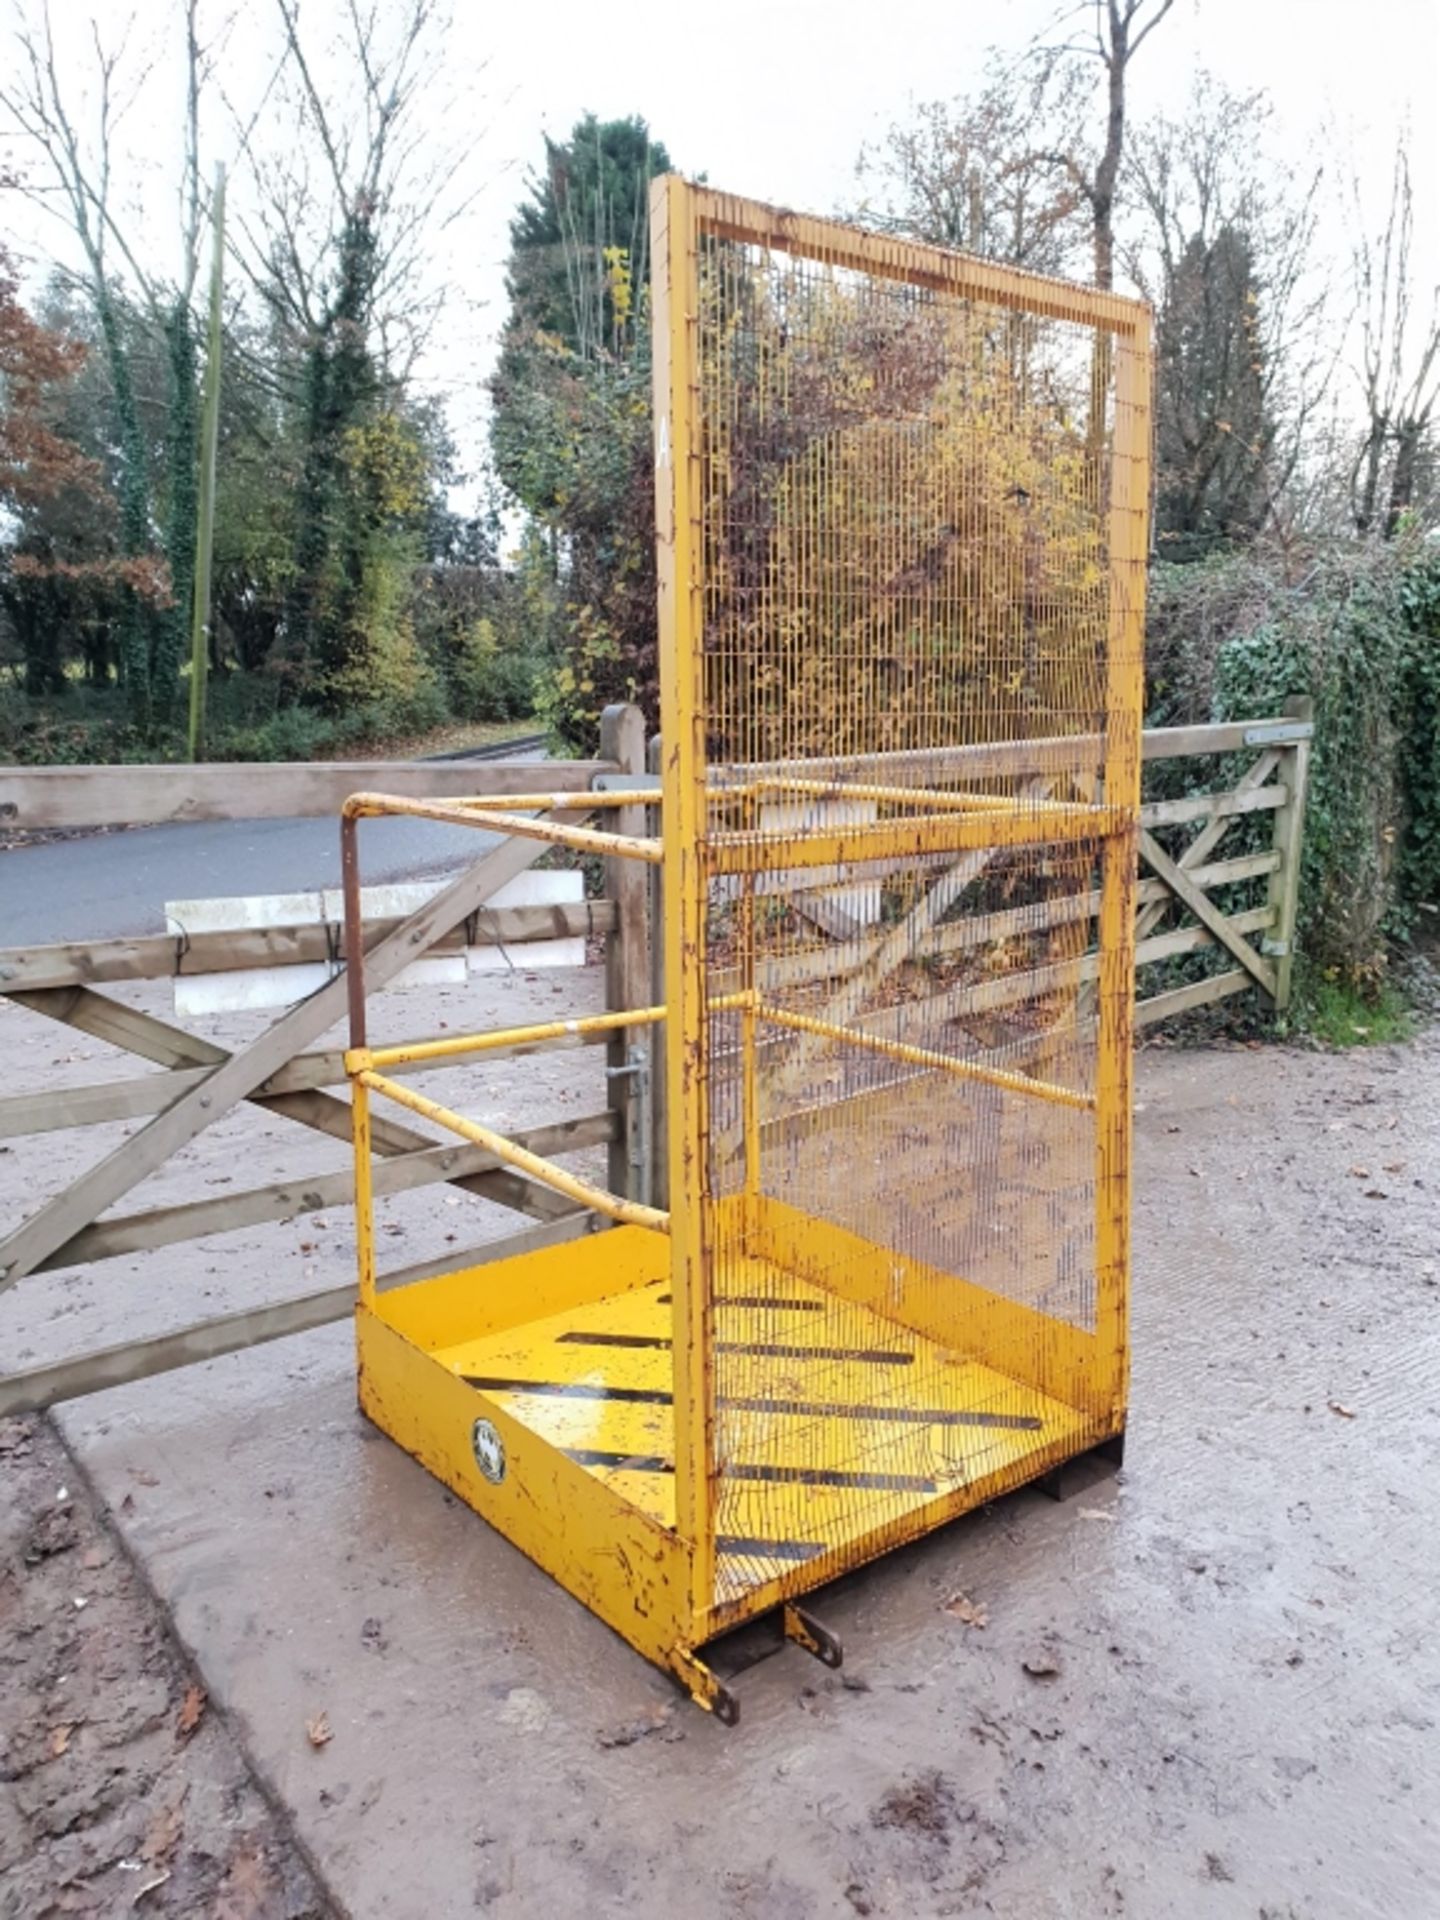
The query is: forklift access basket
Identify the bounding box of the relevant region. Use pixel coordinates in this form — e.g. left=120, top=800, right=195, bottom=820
left=343, top=180, right=1152, bottom=1719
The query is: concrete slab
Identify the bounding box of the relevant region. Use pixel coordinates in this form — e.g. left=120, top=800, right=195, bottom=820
left=6, top=979, right=1437, bottom=1917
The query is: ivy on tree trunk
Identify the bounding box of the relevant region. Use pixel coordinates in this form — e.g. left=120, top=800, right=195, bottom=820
left=156, top=297, right=199, bottom=726
left=95, top=289, right=155, bottom=730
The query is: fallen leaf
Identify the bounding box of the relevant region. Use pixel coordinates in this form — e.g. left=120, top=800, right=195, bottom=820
left=141, top=1794, right=186, bottom=1864
left=1348, top=1165, right=1371, bottom=1179
left=214, top=1843, right=273, bottom=1919
left=1327, top=1401, right=1357, bottom=1419
left=943, top=1592, right=988, bottom=1628
left=49, top=1723, right=72, bottom=1757
left=1382, top=1160, right=1407, bottom=1174
left=305, top=1712, right=332, bottom=1748
left=1022, top=1655, right=1061, bottom=1679
left=1363, top=1188, right=1387, bottom=1200
left=132, top=1870, right=171, bottom=1906
left=176, top=1684, right=207, bottom=1738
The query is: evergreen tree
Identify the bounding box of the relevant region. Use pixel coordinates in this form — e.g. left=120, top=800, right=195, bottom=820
left=1155, top=225, right=1275, bottom=558
left=490, top=115, right=672, bottom=749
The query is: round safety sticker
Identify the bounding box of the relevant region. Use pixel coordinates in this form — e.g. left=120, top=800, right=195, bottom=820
left=471, top=1418, right=506, bottom=1484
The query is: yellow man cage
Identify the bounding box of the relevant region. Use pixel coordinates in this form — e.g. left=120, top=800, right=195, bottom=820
left=343, top=180, right=1152, bottom=1721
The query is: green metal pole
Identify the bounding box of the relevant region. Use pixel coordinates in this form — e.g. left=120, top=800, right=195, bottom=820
left=187, top=162, right=225, bottom=762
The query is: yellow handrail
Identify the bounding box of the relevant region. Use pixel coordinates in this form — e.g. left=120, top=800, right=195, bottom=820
left=755, top=1001, right=1095, bottom=1112
left=357, top=1069, right=671, bottom=1233
left=352, top=1004, right=669, bottom=1073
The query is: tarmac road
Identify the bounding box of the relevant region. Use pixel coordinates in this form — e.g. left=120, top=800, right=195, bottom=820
left=1, top=811, right=503, bottom=945
left=1, top=738, right=554, bottom=946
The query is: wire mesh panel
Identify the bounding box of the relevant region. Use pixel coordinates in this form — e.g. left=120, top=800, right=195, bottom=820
left=653, top=181, right=1151, bottom=1623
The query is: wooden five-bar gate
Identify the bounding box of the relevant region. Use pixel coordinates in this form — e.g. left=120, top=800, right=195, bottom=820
left=0, top=700, right=1310, bottom=1417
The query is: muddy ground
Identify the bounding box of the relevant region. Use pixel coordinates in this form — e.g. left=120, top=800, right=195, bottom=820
left=0, top=968, right=1437, bottom=1918
left=0, top=1413, right=328, bottom=1919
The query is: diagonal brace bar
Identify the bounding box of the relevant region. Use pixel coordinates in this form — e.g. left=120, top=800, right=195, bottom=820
left=1138, top=830, right=1277, bottom=998
left=359, top=1070, right=670, bottom=1233
left=0, top=827, right=568, bottom=1289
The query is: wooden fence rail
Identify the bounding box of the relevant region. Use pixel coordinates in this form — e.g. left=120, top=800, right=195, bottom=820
left=0, top=702, right=1311, bottom=1417
left=0, top=756, right=612, bottom=831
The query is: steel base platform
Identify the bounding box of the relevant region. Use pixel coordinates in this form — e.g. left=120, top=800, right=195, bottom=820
left=357, top=1216, right=1115, bottom=1717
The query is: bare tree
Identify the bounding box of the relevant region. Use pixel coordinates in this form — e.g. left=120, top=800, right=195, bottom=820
left=221, top=0, right=484, bottom=686
left=228, top=0, right=483, bottom=388
left=1036, top=0, right=1177, bottom=289
left=1124, top=74, right=1334, bottom=549
left=1348, top=136, right=1440, bottom=538
left=0, top=0, right=213, bottom=722
left=853, top=59, right=1090, bottom=277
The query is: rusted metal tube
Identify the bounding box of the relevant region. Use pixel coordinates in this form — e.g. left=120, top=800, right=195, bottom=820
left=340, top=811, right=367, bottom=1051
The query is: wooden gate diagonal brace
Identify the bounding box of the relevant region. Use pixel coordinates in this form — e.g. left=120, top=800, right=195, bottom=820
left=0, top=824, right=577, bottom=1289
left=1138, top=830, right=1277, bottom=998
left=5, top=985, right=574, bottom=1235
left=1133, top=747, right=1281, bottom=945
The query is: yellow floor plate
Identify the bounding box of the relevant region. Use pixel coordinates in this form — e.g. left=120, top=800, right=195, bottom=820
left=432, top=1253, right=1089, bottom=1607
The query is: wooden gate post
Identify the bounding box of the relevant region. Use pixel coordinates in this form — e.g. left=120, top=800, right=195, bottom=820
left=1266, top=694, right=1314, bottom=1013
left=600, top=705, right=650, bottom=1201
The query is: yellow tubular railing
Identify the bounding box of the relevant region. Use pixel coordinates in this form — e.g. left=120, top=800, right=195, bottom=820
left=747, top=775, right=1093, bottom=815
left=342, top=792, right=662, bottom=863
left=356, top=1069, right=671, bottom=1233
left=342, top=789, right=660, bottom=816
left=351, top=1074, right=376, bottom=1309
left=350, top=992, right=760, bottom=1076
left=353, top=1005, right=670, bottom=1074
left=452, top=809, right=664, bottom=862
left=755, top=1001, right=1095, bottom=1112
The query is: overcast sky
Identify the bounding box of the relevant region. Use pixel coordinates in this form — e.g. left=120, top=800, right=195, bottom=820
left=455, top=0, right=1440, bottom=448
left=4, top=0, right=1437, bottom=491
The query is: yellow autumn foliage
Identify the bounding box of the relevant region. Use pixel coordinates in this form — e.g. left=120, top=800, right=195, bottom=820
left=697, top=252, right=1113, bottom=765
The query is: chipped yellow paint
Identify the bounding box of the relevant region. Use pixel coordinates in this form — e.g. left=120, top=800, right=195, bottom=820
left=362, top=1212, right=1092, bottom=1644
left=358, top=1301, right=693, bottom=1671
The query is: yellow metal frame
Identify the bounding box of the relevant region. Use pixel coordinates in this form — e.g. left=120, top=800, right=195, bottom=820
left=345, top=180, right=1152, bottom=1718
